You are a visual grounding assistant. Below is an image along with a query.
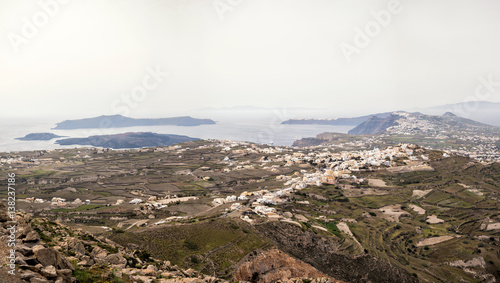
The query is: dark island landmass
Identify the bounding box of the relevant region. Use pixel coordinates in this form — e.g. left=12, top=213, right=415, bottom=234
left=347, top=114, right=400, bottom=135
left=55, top=132, right=199, bottom=149
left=281, top=112, right=391, bottom=126
left=16, top=132, right=65, bottom=141
left=53, top=114, right=216, bottom=129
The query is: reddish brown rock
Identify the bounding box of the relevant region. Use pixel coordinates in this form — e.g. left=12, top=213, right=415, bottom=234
left=234, top=249, right=335, bottom=283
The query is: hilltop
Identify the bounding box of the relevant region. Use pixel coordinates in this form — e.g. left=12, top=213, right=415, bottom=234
left=282, top=113, right=391, bottom=127
left=348, top=112, right=495, bottom=135
left=410, top=101, right=500, bottom=126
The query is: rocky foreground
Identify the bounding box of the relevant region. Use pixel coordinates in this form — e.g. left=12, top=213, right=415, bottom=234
left=0, top=202, right=343, bottom=283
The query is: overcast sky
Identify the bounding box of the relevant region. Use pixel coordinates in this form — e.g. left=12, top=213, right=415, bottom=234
left=1, top=0, right=500, bottom=119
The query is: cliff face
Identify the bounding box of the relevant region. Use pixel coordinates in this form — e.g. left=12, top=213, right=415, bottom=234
left=256, top=222, right=417, bottom=283
left=348, top=114, right=400, bottom=135
left=234, top=249, right=342, bottom=283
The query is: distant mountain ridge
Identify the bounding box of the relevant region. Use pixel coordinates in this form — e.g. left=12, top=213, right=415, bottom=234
left=409, top=101, right=500, bottom=126
left=280, top=101, right=500, bottom=127
left=348, top=111, right=496, bottom=135
left=53, top=115, right=216, bottom=129
left=282, top=113, right=392, bottom=126
left=55, top=132, right=199, bottom=149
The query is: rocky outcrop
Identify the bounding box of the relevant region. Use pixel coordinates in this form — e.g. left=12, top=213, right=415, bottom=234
left=234, top=249, right=343, bottom=283
left=0, top=203, right=226, bottom=282
left=256, top=222, right=417, bottom=283
left=0, top=208, right=76, bottom=283
left=65, top=238, right=84, bottom=255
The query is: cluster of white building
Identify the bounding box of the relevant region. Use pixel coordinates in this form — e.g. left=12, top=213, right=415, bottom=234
left=24, top=197, right=91, bottom=206
left=275, top=144, right=421, bottom=187
left=228, top=144, right=424, bottom=222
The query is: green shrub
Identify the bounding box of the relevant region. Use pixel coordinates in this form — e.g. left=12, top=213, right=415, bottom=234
left=183, top=240, right=199, bottom=251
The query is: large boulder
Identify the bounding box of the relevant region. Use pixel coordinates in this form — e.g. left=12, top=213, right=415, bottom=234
left=104, top=253, right=127, bottom=265
left=20, top=270, right=39, bottom=281
left=25, top=230, right=41, bottom=242
left=90, top=246, right=108, bottom=261
left=18, top=244, right=34, bottom=256
left=40, top=265, right=58, bottom=278
left=34, top=248, right=58, bottom=267
left=34, top=248, right=74, bottom=270
left=32, top=245, right=46, bottom=254
left=67, top=238, right=85, bottom=255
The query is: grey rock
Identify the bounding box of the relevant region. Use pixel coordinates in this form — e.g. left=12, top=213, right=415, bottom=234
left=18, top=244, right=34, bottom=256
left=19, top=263, right=40, bottom=273
left=30, top=277, right=49, bottom=283
left=32, top=245, right=46, bottom=254
left=146, top=264, right=158, bottom=272
left=67, top=238, right=85, bottom=255
left=57, top=269, right=73, bottom=277
left=15, top=255, right=27, bottom=266
left=34, top=248, right=74, bottom=270
left=184, top=268, right=196, bottom=277
left=59, top=255, right=75, bottom=270
left=40, top=265, right=57, bottom=278
left=25, top=231, right=41, bottom=242
left=90, top=246, right=108, bottom=260
left=34, top=248, right=58, bottom=267
left=17, top=226, right=32, bottom=238
left=20, top=270, right=39, bottom=281
left=105, top=253, right=127, bottom=265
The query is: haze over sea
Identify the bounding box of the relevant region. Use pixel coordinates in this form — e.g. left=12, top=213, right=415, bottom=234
left=0, top=116, right=353, bottom=152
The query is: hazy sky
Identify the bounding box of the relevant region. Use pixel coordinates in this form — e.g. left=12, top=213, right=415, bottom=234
left=1, top=0, right=500, bottom=119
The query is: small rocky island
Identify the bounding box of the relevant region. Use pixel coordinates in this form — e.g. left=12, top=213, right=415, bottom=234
left=16, top=133, right=65, bottom=141
left=55, top=132, right=199, bottom=149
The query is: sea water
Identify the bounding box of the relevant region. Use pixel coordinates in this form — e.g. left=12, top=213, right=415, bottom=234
left=0, top=117, right=353, bottom=152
